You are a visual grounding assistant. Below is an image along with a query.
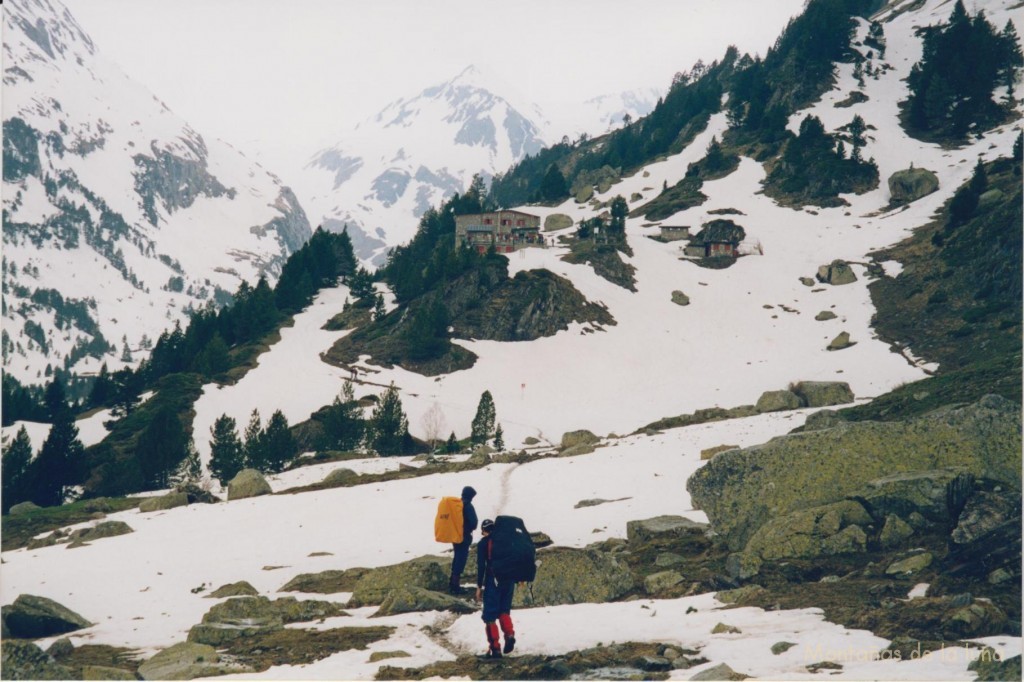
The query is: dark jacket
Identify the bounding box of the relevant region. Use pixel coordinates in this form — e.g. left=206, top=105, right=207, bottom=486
left=476, top=534, right=493, bottom=587
left=461, top=487, right=478, bottom=539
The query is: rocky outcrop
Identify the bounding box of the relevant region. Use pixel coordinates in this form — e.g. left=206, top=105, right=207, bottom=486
left=888, top=167, right=939, bottom=205
left=81, top=664, right=136, bottom=680
left=187, top=596, right=347, bottom=647
left=687, top=396, right=1021, bottom=550
left=2, top=595, right=92, bottom=638
left=207, top=581, right=259, bottom=598
left=138, top=642, right=247, bottom=680
left=792, top=381, right=854, bottom=407
left=280, top=568, right=371, bottom=594
left=322, top=468, right=359, bottom=488
left=626, top=516, right=710, bottom=551
left=690, top=662, right=750, bottom=680
left=1, top=640, right=74, bottom=680
left=755, top=390, right=801, bottom=413
left=701, top=445, right=739, bottom=460
left=346, top=557, right=449, bottom=607
left=67, top=521, right=134, bottom=548
left=951, top=490, right=1021, bottom=544
left=744, top=500, right=872, bottom=560
left=373, top=587, right=475, bottom=617
left=515, top=547, right=634, bottom=607
left=228, top=469, right=272, bottom=500
left=8, top=501, right=41, bottom=516
left=816, top=260, right=858, bottom=285
left=139, top=491, right=189, bottom=513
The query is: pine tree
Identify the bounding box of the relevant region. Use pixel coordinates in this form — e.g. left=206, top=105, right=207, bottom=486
left=321, top=380, right=364, bottom=451
left=137, top=406, right=189, bottom=490
left=88, top=363, right=114, bottom=408
left=609, top=196, right=628, bottom=237
left=969, top=157, right=988, bottom=195
left=262, top=410, right=297, bottom=473
left=243, top=409, right=266, bottom=470
left=171, top=438, right=202, bottom=486
left=209, top=414, right=245, bottom=486
left=367, top=383, right=409, bottom=456
left=373, top=294, right=386, bottom=321
left=2, top=426, right=34, bottom=513
left=493, top=423, right=504, bottom=451
left=32, top=400, right=85, bottom=506
left=470, top=390, right=496, bottom=444
left=540, top=163, right=568, bottom=202
left=446, top=431, right=460, bottom=454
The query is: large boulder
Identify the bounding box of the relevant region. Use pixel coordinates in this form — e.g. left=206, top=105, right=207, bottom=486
left=280, top=568, right=371, bottom=594
left=227, top=469, right=272, bottom=500
left=561, top=430, right=600, bottom=450
left=1, top=640, right=74, bottom=680
left=373, top=587, right=476, bottom=617
left=206, top=581, right=259, bottom=598
left=626, top=515, right=710, bottom=551
left=82, top=665, right=137, bottom=680
left=347, top=557, right=450, bottom=607
left=755, top=390, right=802, bottom=413
left=792, top=381, right=854, bottom=407
left=687, top=396, right=1021, bottom=550
left=859, top=469, right=967, bottom=523
left=888, top=167, right=939, bottom=205
left=2, top=595, right=92, bottom=638
left=544, top=214, right=574, bottom=232
left=744, top=500, right=872, bottom=560
left=187, top=597, right=283, bottom=646
left=816, top=260, right=858, bottom=286
left=8, top=501, right=41, bottom=516
left=827, top=331, right=854, bottom=351
left=515, top=547, right=634, bottom=607
left=138, top=642, right=246, bottom=680
left=139, top=491, right=189, bottom=513
left=952, top=490, right=1021, bottom=544
left=322, top=468, right=359, bottom=488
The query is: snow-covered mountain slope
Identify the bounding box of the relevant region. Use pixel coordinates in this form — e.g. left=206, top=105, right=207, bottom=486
left=294, top=69, right=661, bottom=268
left=293, top=65, right=550, bottom=266
left=1, top=0, right=312, bottom=384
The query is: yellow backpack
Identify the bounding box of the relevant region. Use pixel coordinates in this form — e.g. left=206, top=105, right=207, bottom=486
left=434, top=497, right=464, bottom=543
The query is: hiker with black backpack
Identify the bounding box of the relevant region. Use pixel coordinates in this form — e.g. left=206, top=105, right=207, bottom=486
left=447, top=486, right=477, bottom=595
left=474, top=515, right=536, bottom=658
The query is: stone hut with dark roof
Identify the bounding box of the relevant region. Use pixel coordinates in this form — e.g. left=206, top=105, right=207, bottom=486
left=689, top=219, right=746, bottom=258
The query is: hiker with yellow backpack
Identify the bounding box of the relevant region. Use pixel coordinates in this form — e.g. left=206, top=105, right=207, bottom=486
left=434, top=486, right=478, bottom=595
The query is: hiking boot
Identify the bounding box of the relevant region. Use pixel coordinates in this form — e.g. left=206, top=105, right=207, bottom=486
left=448, top=584, right=466, bottom=596
left=503, top=636, right=515, bottom=654
left=485, top=648, right=503, bottom=659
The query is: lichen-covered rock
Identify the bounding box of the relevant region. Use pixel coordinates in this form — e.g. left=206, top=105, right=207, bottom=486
left=644, top=571, right=685, bottom=594
left=322, top=468, right=359, bottom=488
left=827, top=331, right=854, bottom=351
left=888, top=167, right=939, bottom=205
left=712, top=623, right=742, bottom=634
left=139, top=491, right=189, bottom=513
left=772, top=642, right=797, bottom=655
left=671, top=290, right=690, bottom=306
left=1, top=640, right=74, bottom=680
left=8, top=501, right=41, bottom=516
left=206, top=581, right=259, bottom=598
left=227, top=468, right=272, bottom=500
left=347, top=557, right=449, bottom=607
left=138, top=641, right=243, bottom=680
left=816, top=260, right=858, bottom=285
left=369, top=651, right=411, bottom=663
left=67, top=521, right=134, bottom=548
left=689, top=662, right=750, bottom=680
left=575, top=186, right=594, bottom=203
left=515, top=547, right=634, bottom=607
left=45, top=638, right=73, bottom=658
left=945, top=600, right=1007, bottom=638
left=626, top=516, right=709, bottom=549
left=373, top=587, right=475, bottom=617
left=879, top=514, right=915, bottom=549
left=952, top=490, right=1021, bottom=544
left=187, top=597, right=284, bottom=646
left=745, top=501, right=871, bottom=560
left=687, top=396, right=1021, bottom=550
left=970, top=652, right=1021, bottom=681
left=801, top=409, right=846, bottom=431
left=790, top=378, right=856, bottom=405
left=885, top=552, right=933, bottom=575
left=725, top=552, right=763, bottom=580
left=280, top=568, right=371, bottom=594
left=81, top=664, right=137, bottom=680
left=2, top=594, right=92, bottom=638
left=544, top=214, right=574, bottom=232
left=755, top=390, right=802, bottom=413
left=701, top=445, right=739, bottom=460
left=815, top=310, right=838, bottom=321
left=561, top=430, right=600, bottom=450
left=860, top=469, right=966, bottom=523
left=715, top=584, right=767, bottom=605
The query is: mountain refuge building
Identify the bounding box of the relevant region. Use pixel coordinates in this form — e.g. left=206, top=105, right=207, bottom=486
left=455, top=210, right=542, bottom=254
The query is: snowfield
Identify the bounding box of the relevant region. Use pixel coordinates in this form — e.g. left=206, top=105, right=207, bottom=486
left=2, top=0, right=1022, bottom=679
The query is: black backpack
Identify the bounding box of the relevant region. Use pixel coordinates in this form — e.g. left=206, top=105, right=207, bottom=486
left=489, top=515, right=537, bottom=583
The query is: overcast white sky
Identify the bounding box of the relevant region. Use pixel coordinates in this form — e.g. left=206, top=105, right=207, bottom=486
left=63, top=0, right=804, bottom=174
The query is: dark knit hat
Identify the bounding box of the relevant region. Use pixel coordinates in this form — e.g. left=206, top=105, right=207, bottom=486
left=481, top=519, right=495, bottom=533
left=461, top=486, right=477, bottom=500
